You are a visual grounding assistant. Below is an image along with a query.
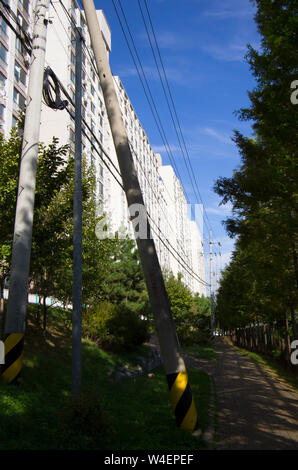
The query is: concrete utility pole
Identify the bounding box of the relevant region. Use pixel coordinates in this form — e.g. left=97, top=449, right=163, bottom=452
left=82, top=0, right=199, bottom=434
left=2, top=0, right=50, bottom=385
left=209, top=231, right=214, bottom=335
left=72, top=26, right=83, bottom=400
left=209, top=232, right=221, bottom=335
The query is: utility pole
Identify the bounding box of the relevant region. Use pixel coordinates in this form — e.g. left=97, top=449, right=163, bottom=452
left=2, top=0, right=50, bottom=385
left=82, top=0, right=199, bottom=434
left=209, top=232, right=221, bottom=336
left=72, top=26, right=83, bottom=400
left=209, top=231, right=214, bottom=335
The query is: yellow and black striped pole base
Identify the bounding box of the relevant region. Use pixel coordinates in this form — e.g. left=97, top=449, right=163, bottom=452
left=1, top=333, right=24, bottom=385
left=167, top=369, right=199, bottom=433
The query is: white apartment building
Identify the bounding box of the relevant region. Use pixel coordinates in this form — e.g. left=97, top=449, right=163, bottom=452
left=0, top=0, right=32, bottom=137
left=0, top=0, right=206, bottom=295
left=157, top=160, right=205, bottom=294
left=109, top=77, right=167, bottom=256
left=39, top=0, right=111, bottom=203
left=107, top=78, right=206, bottom=295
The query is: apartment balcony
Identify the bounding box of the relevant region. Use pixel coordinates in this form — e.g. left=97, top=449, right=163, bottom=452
left=0, top=55, right=7, bottom=73
left=14, top=78, right=27, bottom=96
left=0, top=27, right=9, bottom=45
left=15, top=49, right=29, bottom=70
left=17, top=1, right=30, bottom=24
left=13, top=99, right=21, bottom=114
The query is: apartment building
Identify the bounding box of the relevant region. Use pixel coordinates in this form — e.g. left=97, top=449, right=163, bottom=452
left=39, top=0, right=111, bottom=203
left=0, top=0, right=206, bottom=295
left=109, top=76, right=165, bottom=251
left=0, top=0, right=32, bottom=137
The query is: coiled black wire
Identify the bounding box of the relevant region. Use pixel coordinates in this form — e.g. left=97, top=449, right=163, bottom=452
left=43, top=66, right=68, bottom=110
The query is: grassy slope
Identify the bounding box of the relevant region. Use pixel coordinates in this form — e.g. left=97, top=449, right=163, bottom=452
left=0, top=308, right=211, bottom=450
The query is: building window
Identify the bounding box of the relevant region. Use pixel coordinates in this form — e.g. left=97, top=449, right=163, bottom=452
left=98, top=181, right=103, bottom=195
left=71, top=51, right=75, bottom=66
left=12, top=115, right=18, bottom=128
left=0, top=71, right=6, bottom=89
left=91, top=118, right=95, bottom=133
left=0, top=43, right=7, bottom=64
left=91, top=102, right=95, bottom=114
left=14, top=63, right=26, bottom=87
left=70, top=69, right=75, bottom=84
left=91, top=85, right=95, bottom=97
left=22, top=0, right=29, bottom=14
left=0, top=17, right=7, bottom=38
left=0, top=103, right=4, bottom=120
left=70, top=128, right=75, bottom=143
left=13, top=87, right=25, bottom=109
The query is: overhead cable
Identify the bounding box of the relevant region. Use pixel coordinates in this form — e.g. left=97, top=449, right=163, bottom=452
left=43, top=66, right=68, bottom=110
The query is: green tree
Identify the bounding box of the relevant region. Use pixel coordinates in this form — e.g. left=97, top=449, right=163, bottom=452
left=100, top=236, right=150, bottom=315
left=0, top=127, right=22, bottom=297
left=214, top=0, right=298, bottom=339
left=164, top=273, right=210, bottom=345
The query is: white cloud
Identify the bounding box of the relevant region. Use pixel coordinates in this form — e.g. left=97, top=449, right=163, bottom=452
left=202, top=8, right=252, bottom=19
left=205, top=201, right=233, bottom=216
left=201, top=42, right=247, bottom=62
left=152, top=144, right=180, bottom=154
left=200, top=127, right=233, bottom=145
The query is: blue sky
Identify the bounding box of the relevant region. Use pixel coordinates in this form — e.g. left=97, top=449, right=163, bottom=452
left=93, top=0, right=261, bottom=281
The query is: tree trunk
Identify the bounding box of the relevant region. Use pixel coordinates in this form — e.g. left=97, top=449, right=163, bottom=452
left=0, top=276, right=5, bottom=340
left=290, top=305, right=298, bottom=340
left=285, top=310, right=292, bottom=366
left=43, top=296, right=47, bottom=331
left=292, top=241, right=298, bottom=291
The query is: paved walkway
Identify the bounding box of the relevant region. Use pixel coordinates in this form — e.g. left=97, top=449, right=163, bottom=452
left=183, top=338, right=298, bottom=450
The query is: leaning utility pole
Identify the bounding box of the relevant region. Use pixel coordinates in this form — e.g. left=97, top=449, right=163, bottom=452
left=82, top=0, right=199, bottom=434
left=2, top=0, right=50, bottom=385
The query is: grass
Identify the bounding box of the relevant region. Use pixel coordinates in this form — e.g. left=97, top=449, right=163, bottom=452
left=0, top=307, right=211, bottom=450
left=225, top=340, right=298, bottom=393
left=182, top=343, right=218, bottom=361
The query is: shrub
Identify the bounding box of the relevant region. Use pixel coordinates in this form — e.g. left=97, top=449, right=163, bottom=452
left=82, top=301, right=150, bottom=352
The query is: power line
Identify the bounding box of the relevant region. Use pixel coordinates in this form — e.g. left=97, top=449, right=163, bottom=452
left=138, top=0, right=212, bottom=238
left=59, top=72, right=207, bottom=286
left=44, top=4, right=208, bottom=289
left=114, top=0, right=221, bottom=251
left=112, top=0, right=188, bottom=200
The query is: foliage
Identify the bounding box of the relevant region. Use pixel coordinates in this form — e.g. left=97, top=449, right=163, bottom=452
left=82, top=301, right=150, bottom=352
left=30, top=138, right=71, bottom=301
left=100, top=236, right=150, bottom=315
left=213, top=0, right=298, bottom=333
left=164, top=273, right=211, bottom=345
left=0, top=308, right=210, bottom=450
left=0, top=127, right=22, bottom=287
